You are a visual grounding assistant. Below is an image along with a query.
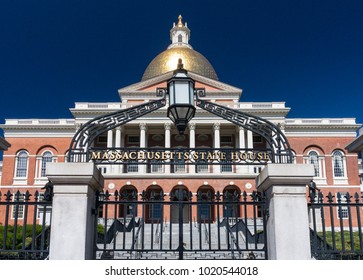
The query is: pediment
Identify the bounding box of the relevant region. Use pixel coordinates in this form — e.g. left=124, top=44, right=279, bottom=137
left=118, top=71, right=242, bottom=98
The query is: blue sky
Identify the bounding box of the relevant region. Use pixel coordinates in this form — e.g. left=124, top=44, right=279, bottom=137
left=1, top=0, right=362, bottom=129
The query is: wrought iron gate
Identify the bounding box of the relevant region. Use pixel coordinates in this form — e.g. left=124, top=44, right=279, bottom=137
left=94, top=189, right=267, bottom=260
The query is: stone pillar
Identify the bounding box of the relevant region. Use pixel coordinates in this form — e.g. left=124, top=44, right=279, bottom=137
left=189, top=122, right=196, bottom=174
left=47, top=162, right=104, bottom=260
left=107, top=129, right=114, bottom=174
left=139, top=123, right=147, bottom=174
left=213, top=123, right=221, bottom=174
left=164, top=123, right=171, bottom=174
left=256, top=164, right=314, bottom=260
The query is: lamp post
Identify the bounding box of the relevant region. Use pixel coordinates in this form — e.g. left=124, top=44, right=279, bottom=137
left=167, top=59, right=196, bottom=135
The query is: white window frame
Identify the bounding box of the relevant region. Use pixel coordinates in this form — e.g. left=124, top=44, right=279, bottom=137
left=11, top=193, right=25, bottom=220
left=13, top=150, right=29, bottom=185
left=34, top=150, right=57, bottom=184
left=304, top=150, right=326, bottom=184
left=336, top=192, right=349, bottom=220
left=332, top=150, right=348, bottom=185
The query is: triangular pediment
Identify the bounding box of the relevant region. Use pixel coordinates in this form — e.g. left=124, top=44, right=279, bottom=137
left=118, top=71, right=242, bottom=99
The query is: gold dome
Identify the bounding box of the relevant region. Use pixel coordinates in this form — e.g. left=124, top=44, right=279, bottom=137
left=142, top=47, right=218, bottom=81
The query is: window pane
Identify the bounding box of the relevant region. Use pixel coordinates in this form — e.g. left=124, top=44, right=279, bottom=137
left=16, top=151, right=28, bottom=177
left=308, top=151, right=320, bottom=177
left=333, top=151, right=345, bottom=177
left=41, top=152, right=53, bottom=177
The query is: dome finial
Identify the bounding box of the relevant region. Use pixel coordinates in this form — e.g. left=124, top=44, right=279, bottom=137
left=177, top=15, right=183, bottom=27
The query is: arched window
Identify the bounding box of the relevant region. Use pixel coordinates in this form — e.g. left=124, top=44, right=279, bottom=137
left=41, top=151, right=53, bottom=177
left=178, top=34, right=182, bottom=42
left=15, top=150, right=28, bottom=178
left=332, top=150, right=345, bottom=178
left=308, top=151, right=320, bottom=177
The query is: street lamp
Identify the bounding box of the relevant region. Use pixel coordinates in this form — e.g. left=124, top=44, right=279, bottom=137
left=167, top=59, right=196, bottom=135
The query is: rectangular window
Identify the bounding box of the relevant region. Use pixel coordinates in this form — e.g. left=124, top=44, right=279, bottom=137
left=151, top=162, right=163, bottom=173
left=197, top=164, right=209, bottom=173
left=12, top=193, right=25, bottom=219
left=253, top=135, right=263, bottom=143
left=220, top=136, right=232, bottom=144
left=128, top=136, right=140, bottom=144
left=16, top=158, right=28, bottom=177
left=127, top=162, right=139, bottom=173
left=173, top=159, right=186, bottom=173
left=336, top=192, right=348, bottom=219
left=221, top=163, right=232, bottom=173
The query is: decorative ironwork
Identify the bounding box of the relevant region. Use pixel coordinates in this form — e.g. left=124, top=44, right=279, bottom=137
left=308, top=190, right=363, bottom=259
left=95, top=190, right=267, bottom=260
left=68, top=97, right=166, bottom=162
left=0, top=190, right=52, bottom=260
left=196, top=96, right=293, bottom=164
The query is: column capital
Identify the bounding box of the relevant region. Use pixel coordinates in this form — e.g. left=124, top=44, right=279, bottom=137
left=139, top=122, right=147, bottom=131
left=213, top=122, right=220, bottom=130
left=188, top=122, right=196, bottom=130
left=236, top=125, right=245, bottom=132
left=164, top=122, right=172, bottom=130
left=115, top=126, right=123, bottom=132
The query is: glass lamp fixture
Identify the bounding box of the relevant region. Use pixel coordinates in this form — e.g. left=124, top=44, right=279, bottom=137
left=167, top=59, right=196, bottom=135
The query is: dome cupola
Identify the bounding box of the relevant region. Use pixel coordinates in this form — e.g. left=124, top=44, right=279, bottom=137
left=142, top=16, right=218, bottom=81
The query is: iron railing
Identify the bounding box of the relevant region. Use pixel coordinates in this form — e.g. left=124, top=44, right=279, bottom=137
left=0, top=190, right=52, bottom=260
left=95, top=190, right=267, bottom=260
left=308, top=190, right=363, bottom=260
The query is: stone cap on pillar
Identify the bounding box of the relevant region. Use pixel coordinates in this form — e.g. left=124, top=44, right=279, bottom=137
left=46, top=162, right=104, bottom=192
left=256, top=164, right=314, bottom=192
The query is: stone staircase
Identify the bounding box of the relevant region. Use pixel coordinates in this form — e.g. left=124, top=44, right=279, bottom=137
left=96, top=218, right=265, bottom=259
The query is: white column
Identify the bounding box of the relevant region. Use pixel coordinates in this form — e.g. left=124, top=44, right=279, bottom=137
left=189, top=122, right=196, bottom=174
left=237, top=126, right=247, bottom=174
left=164, top=123, right=171, bottom=174
left=47, top=162, right=104, bottom=260
left=115, top=127, right=122, bottom=173
left=256, top=164, right=314, bottom=259
left=247, top=130, right=254, bottom=174
left=107, top=129, right=113, bottom=148
left=213, top=122, right=221, bottom=174
left=107, top=129, right=114, bottom=174
left=139, top=123, right=147, bottom=174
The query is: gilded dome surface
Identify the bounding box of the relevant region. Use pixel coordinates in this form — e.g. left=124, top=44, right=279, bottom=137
left=142, top=47, right=218, bottom=81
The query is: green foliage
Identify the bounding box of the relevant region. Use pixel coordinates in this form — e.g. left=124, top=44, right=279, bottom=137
left=0, top=224, right=43, bottom=250
left=97, top=224, right=105, bottom=234
left=319, top=231, right=363, bottom=251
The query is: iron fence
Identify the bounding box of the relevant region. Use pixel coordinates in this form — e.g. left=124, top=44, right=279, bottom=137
left=0, top=190, right=52, bottom=260
left=95, top=190, right=267, bottom=260
left=308, top=190, right=363, bottom=260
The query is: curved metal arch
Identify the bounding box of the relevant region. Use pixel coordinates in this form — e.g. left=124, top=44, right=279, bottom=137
left=196, top=98, right=293, bottom=163
left=68, top=97, right=166, bottom=162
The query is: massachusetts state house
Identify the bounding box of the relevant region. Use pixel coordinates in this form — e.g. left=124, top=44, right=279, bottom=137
left=0, top=16, right=362, bottom=224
